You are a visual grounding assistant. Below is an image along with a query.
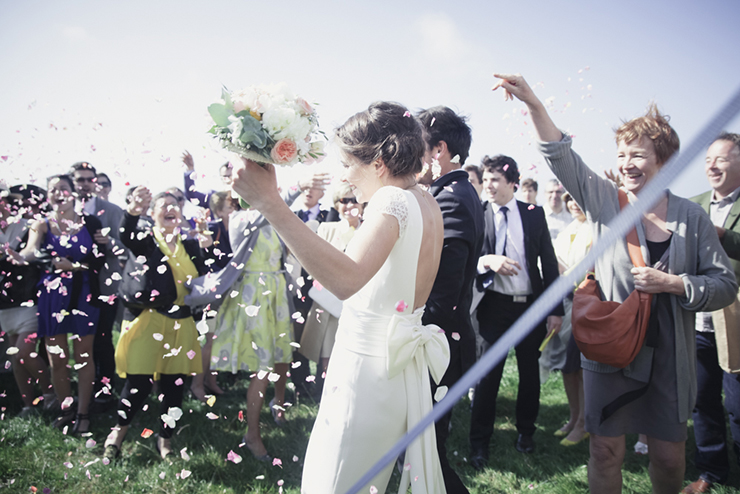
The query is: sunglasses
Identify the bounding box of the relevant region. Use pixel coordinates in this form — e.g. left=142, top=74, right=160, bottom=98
left=338, top=197, right=358, bottom=205
left=74, top=177, right=96, bottom=183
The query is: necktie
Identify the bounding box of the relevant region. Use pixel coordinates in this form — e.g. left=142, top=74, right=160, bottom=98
left=499, top=206, right=509, bottom=256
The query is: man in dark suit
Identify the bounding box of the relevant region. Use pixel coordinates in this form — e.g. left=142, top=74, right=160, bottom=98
left=69, top=162, right=125, bottom=411
left=469, top=155, right=562, bottom=468
left=685, top=132, right=740, bottom=494
left=417, top=106, right=484, bottom=494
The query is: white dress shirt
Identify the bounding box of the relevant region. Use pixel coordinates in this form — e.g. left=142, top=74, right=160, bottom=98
left=490, top=197, right=532, bottom=296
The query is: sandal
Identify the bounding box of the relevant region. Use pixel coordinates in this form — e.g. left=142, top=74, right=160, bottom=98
left=52, top=407, right=76, bottom=430
left=154, top=434, right=172, bottom=459
left=72, top=413, right=91, bottom=435
left=242, top=434, right=271, bottom=462
left=269, top=398, right=287, bottom=427
left=103, top=444, right=121, bottom=460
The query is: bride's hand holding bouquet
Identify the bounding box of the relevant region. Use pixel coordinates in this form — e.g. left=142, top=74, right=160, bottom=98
left=207, top=83, right=326, bottom=209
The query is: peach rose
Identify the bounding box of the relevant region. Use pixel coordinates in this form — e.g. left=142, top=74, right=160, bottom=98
left=296, top=97, right=314, bottom=116
left=270, top=138, right=298, bottom=164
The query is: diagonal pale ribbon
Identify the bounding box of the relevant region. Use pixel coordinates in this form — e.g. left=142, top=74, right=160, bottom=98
left=346, top=84, right=740, bottom=494
left=386, top=308, right=450, bottom=494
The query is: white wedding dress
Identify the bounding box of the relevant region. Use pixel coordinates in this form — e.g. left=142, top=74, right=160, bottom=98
left=301, top=186, right=450, bottom=494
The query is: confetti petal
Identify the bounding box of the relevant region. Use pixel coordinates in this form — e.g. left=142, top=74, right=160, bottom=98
left=227, top=450, right=242, bottom=464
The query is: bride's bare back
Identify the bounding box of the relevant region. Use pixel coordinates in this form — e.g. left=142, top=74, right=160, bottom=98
left=410, top=186, right=444, bottom=311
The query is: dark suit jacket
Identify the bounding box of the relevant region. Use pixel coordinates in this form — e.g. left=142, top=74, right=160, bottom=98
left=91, top=197, right=125, bottom=296
left=421, top=169, right=485, bottom=377
left=478, top=200, right=563, bottom=317
left=296, top=208, right=329, bottom=223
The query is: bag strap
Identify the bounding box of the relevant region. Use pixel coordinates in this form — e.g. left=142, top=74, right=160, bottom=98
left=618, top=189, right=645, bottom=269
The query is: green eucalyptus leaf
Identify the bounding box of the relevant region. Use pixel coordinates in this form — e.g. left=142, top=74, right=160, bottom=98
left=221, top=87, right=232, bottom=109
left=239, top=115, right=268, bottom=149
left=208, top=103, right=233, bottom=127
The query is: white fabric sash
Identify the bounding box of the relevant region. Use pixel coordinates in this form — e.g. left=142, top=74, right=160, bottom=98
left=386, top=307, right=450, bottom=494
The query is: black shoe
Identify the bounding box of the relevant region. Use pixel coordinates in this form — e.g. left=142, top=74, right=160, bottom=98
left=469, top=446, right=488, bottom=470
left=89, top=397, right=117, bottom=414
left=515, top=434, right=535, bottom=454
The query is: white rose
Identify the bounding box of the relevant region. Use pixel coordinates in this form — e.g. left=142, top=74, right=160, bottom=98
left=227, top=115, right=243, bottom=144
left=262, top=107, right=298, bottom=136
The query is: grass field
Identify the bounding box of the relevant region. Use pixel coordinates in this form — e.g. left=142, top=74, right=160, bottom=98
left=1, top=350, right=739, bottom=493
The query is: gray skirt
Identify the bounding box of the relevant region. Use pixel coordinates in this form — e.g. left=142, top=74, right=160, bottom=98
left=583, top=293, right=687, bottom=442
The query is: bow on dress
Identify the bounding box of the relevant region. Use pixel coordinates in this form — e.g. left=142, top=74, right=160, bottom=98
left=386, top=307, right=450, bottom=494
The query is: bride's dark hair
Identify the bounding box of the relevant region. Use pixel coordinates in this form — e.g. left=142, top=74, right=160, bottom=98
left=335, top=102, right=425, bottom=177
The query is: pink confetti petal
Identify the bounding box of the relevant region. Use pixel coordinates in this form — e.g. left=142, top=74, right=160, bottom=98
left=395, top=300, right=408, bottom=312
left=272, top=458, right=283, bottom=467
left=451, top=332, right=461, bottom=341
left=227, top=450, right=242, bottom=464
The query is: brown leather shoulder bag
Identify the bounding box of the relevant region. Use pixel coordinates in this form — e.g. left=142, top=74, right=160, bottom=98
left=571, top=190, right=653, bottom=369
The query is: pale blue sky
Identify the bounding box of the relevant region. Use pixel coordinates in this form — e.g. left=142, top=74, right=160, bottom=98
left=2, top=0, right=739, bottom=204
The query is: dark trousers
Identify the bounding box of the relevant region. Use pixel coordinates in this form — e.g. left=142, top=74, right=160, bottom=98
left=93, top=300, right=118, bottom=396
left=693, top=331, right=740, bottom=484
left=433, top=349, right=470, bottom=494
left=117, top=374, right=185, bottom=438
left=470, top=291, right=546, bottom=450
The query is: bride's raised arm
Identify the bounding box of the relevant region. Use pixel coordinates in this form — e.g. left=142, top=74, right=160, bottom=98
left=493, top=73, right=563, bottom=143
left=231, top=158, right=399, bottom=301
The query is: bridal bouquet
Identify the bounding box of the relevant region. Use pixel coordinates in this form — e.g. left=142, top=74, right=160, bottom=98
left=207, top=83, right=325, bottom=166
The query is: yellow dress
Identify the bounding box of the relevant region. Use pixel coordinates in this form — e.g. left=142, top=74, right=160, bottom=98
left=115, top=232, right=203, bottom=379
left=211, top=226, right=293, bottom=373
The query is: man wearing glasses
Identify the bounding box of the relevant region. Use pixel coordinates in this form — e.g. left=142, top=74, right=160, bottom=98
left=69, top=162, right=125, bottom=412
left=95, top=173, right=113, bottom=203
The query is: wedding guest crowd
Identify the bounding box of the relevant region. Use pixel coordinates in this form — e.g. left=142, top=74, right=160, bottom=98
left=2, top=76, right=740, bottom=494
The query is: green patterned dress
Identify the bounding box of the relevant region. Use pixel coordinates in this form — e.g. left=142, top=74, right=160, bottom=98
left=211, top=226, right=293, bottom=373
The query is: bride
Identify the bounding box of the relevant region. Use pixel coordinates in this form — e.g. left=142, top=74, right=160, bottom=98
left=231, top=101, right=449, bottom=493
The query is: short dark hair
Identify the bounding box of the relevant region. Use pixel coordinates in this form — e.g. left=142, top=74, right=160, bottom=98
left=335, top=101, right=425, bottom=177
left=715, top=132, right=740, bottom=153
left=520, top=178, right=538, bottom=191
left=463, top=164, right=482, bottom=182
left=481, top=155, right=520, bottom=188
left=210, top=190, right=237, bottom=212
left=47, top=174, right=75, bottom=190
left=96, top=172, right=111, bottom=187
left=125, top=185, right=138, bottom=205
left=416, top=106, right=472, bottom=165
left=69, top=161, right=97, bottom=175
left=152, top=191, right=180, bottom=209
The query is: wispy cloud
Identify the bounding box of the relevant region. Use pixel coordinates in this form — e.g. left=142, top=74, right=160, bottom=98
left=414, top=12, right=469, bottom=60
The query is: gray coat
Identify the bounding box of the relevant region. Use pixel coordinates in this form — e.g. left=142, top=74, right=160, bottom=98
left=538, top=135, right=738, bottom=422
left=184, top=189, right=300, bottom=311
